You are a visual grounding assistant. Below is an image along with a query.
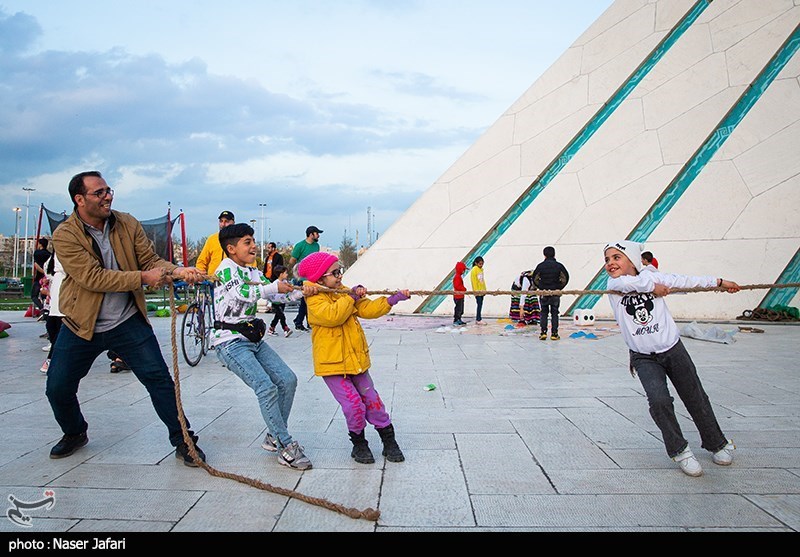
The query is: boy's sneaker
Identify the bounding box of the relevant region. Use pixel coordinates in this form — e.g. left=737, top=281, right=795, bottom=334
left=712, top=440, right=735, bottom=466
left=40, top=359, right=50, bottom=373
left=539, top=333, right=548, bottom=341
left=42, top=343, right=51, bottom=352
left=267, top=328, right=278, bottom=336
left=278, top=441, right=312, bottom=470
left=284, top=328, right=293, bottom=338
left=175, top=437, right=206, bottom=467
left=261, top=432, right=278, bottom=452
left=50, top=432, right=88, bottom=459
left=551, top=333, right=560, bottom=341
left=673, top=446, right=703, bottom=477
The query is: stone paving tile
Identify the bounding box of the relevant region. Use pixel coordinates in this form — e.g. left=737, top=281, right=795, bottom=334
left=514, top=418, right=622, bottom=470
left=744, top=494, right=800, bottom=531
left=378, top=449, right=474, bottom=528
left=472, top=494, right=785, bottom=529
left=274, top=469, right=382, bottom=532
left=69, top=519, right=174, bottom=532
left=550, top=468, right=800, bottom=494
left=5, top=486, right=203, bottom=522
left=173, top=490, right=287, bottom=532
left=456, top=434, right=555, bottom=495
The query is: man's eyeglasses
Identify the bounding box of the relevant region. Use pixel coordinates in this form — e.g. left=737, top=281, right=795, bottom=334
left=85, top=188, right=114, bottom=199
left=322, top=268, right=344, bottom=278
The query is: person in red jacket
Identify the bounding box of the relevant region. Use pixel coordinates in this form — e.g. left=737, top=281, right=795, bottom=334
left=453, top=261, right=468, bottom=326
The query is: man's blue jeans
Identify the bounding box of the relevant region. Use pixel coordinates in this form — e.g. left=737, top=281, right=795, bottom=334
left=215, top=338, right=297, bottom=448
left=45, top=313, right=194, bottom=447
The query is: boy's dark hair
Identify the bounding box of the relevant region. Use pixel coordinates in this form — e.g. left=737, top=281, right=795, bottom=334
left=543, top=246, right=555, bottom=258
left=642, top=251, right=654, bottom=263
left=38, top=238, right=49, bottom=249
left=473, top=256, right=484, bottom=266
left=219, top=223, right=254, bottom=256
left=273, top=264, right=287, bottom=276
left=68, top=171, right=103, bottom=209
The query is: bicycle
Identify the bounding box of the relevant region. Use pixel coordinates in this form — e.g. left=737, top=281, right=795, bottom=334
left=180, top=280, right=216, bottom=366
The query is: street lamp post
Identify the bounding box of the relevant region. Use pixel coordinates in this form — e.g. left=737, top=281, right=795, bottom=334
left=12, top=207, right=21, bottom=278
left=22, top=187, right=35, bottom=278
left=258, top=203, right=267, bottom=261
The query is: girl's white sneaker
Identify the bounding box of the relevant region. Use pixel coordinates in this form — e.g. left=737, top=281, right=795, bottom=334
left=674, top=446, right=703, bottom=477
left=712, top=441, right=735, bottom=466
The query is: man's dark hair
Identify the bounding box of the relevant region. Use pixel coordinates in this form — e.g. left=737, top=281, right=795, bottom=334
left=68, top=171, right=103, bottom=209
left=642, top=251, right=654, bottom=263
left=268, top=242, right=277, bottom=249
left=543, top=246, right=556, bottom=258
left=38, top=238, right=49, bottom=249
left=219, top=223, right=254, bottom=256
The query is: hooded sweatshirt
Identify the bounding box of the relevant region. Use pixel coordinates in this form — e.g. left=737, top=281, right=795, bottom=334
left=453, top=261, right=467, bottom=300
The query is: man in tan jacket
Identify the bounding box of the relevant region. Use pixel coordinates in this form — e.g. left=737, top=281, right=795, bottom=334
left=46, top=171, right=207, bottom=466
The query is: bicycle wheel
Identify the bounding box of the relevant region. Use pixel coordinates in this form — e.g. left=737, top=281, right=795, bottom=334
left=181, top=302, right=205, bottom=366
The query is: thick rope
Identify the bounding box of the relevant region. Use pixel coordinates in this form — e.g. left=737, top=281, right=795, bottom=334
left=166, top=282, right=381, bottom=523
left=235, top=280, right=800, bottom=298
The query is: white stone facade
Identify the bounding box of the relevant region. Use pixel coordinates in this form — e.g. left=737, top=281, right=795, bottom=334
left=346, top=0, right=800, bottom=320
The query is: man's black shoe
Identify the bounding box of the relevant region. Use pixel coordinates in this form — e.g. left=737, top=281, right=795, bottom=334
left=175, top=438, right=206, bottom=467
left=49, top=432, right=88, bottom=459
left=295, top=324, right=308, bottom=332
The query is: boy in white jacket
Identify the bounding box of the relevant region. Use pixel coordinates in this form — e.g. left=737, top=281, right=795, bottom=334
left=212, top=223, right=311, bottom=470
left=603, top=240, right=740, bottom=477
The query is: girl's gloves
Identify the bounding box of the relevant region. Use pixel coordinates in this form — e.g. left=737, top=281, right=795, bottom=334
left=387, top=290, right=411, bottom=306
left=349, top=285, right=366, bottom=302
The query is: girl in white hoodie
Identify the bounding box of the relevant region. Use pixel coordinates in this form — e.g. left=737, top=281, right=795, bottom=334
left=603, top=240, right=739, bottom=477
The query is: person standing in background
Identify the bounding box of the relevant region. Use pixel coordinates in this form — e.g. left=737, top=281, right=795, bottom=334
left=532, top=246, right=569, bottom=341
left=470, top=257, right=486, bottom=325
left=195, top=211, right=236, bottom=276
left=288, top=226, right=323, bottom=332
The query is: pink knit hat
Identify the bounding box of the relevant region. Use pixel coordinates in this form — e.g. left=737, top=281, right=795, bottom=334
left=297, top=252, right=340, bottom=282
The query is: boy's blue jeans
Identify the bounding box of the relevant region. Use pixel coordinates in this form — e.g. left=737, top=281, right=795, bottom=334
left=215, top=338, right=297, bottom=447
left=46, top=313, right=194, bottom=447
left=630, top=340, right=728, bottom=458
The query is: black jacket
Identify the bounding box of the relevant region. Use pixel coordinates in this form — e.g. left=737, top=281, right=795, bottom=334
left=532, top=258, right=569, bottom=292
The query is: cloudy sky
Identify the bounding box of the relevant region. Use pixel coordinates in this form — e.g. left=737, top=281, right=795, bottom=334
left=0, top=0, right=611, bottom=250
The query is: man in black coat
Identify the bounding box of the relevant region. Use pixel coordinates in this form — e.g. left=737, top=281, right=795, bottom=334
left=532, top=246, right=569, bottom=340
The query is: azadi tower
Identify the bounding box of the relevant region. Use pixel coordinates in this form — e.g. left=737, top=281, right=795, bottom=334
left=346, top=0, right=800, bottom=320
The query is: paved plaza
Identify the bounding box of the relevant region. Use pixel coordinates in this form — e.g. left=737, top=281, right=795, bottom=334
left=1, top=308, right=799, bottom=534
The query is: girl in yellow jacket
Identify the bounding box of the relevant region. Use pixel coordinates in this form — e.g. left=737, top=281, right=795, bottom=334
left=298, top=252, right=411, bottom=464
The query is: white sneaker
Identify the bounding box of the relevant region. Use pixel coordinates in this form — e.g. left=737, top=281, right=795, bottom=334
left=284, top=328, right=293, bottom=338
left=712, top=440, right=735, bottom=466
left=261, top=432, right=278, bottom=452
left=40, top=359, right=50, bottom=373
left=42, top=343, right=51, bottom=352
left=673, top=446, right=703, bottom=477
